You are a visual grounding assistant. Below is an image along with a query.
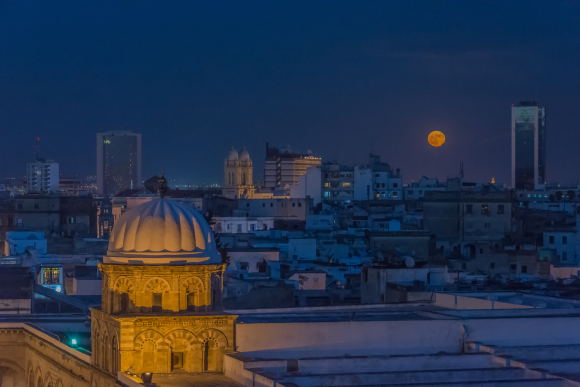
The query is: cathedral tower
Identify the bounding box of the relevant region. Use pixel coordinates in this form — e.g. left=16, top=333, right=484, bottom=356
left=222, top=146, right=254, bottom=199
left=91, top=175, right=236, bottom=375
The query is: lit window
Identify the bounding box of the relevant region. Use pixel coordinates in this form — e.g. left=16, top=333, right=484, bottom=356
left=42, top=267, right=60, bottom=285
left=342, top=183, right=351, bottom=187
left=392, top=192, right=398, bottom=198
left=324, top=183, right=330, bottom=187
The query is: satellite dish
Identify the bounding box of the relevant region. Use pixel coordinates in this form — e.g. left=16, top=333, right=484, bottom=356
left=405, top=257, right=415, bottom=268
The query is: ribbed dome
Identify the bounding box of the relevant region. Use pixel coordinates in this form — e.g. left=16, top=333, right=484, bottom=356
left=227, top=146, right=239, bottom=161
left=106, top=199, right=219, bottom=265
left=239, top=147, right=251, bottom=162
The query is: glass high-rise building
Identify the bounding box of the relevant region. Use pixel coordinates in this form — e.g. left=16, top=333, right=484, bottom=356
left=96, top=131, right=142, bottom=195
left=511, top=101, right=546, bottom=190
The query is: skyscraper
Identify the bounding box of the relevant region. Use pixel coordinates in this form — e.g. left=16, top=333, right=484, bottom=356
left=511, top=102, right=546, bottom=190
left=96, top=131, right=142, bottom=195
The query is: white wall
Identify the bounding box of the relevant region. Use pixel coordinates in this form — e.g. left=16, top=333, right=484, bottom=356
left=236, top=320, right=464, bottom=358
left=235, top=312, right=580, bottom=358
left=354, top=167, right=373, bottom=201
left=71, top=278, right=102, bottom=295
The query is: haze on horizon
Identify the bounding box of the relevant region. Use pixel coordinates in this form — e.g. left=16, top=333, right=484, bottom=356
left=0, top=1, right=579, bottom=186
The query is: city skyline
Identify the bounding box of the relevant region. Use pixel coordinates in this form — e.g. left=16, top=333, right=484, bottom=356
left=1, top=1, right=580, bottom=185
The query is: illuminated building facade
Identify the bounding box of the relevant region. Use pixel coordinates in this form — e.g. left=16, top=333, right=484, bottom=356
left=511, top=101, right=546, bottom=190
left=97, top=131, right=142, bottom=196
left=91, top=177, right=235, bottom=374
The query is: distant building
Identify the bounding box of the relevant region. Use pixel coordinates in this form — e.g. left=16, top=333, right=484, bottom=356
left=354, top=153, right=402, bottom=201
left=222, top=147, right=255, bottom=199
left=264, top=143, right=321, bottom=189
left=59, top=177, right=97, bottom=196
left=96, top=131, right=142, bottom=195
left=289, top=166, right=322, bottom=206
left=0, top=179, right=27, bottom=196
left=423, top=190, right=512, bottom=258
left=322, top=163, right=354, bottom=204
left=512, top=101, right=546, bottom=190
left=404, top=176, right=445, bottom=200
left=27, top=159, right=59, bottom=194
left=97, top=195, right=114, bottom=239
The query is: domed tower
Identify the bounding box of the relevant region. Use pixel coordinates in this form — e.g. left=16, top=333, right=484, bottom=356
left=91, top=176, right=236, bottom=375
left=222, top=146, right=254, bottom=199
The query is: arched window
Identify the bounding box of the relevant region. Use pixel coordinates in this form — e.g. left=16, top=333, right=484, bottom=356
left=242, top=172, right=246, bottom=185
left=187, top=292, right=196, bottom=312
left=152, top=293, right=162, bottom=313
left=120, top=293, right=129, bottom=313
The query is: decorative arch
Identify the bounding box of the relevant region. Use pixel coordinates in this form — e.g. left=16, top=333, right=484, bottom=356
left=134, top=330, right=166, bottom=351
left=54, top=380, right=63, bottom=387
left=43, top=372, right=54, bottom=387
left=103, top=331, right=109, bottom=373
left=0, top=359, right=25, bottom=374
left=34, top=367, right=43, bottom=387
left=92, top=330, right=100, bottom=367
left=28, top=367, right=34, bottom=387
left=143, top=277, right=171, bottom=293
left=181, top=276, right=205, bottom=292
left=113, top=276, right=135, bottom=292
left=198, top=328, right=228, bottom=348
left=165, top=329, right=198, bottom=351
left=180, top=276, right=205, bottom=311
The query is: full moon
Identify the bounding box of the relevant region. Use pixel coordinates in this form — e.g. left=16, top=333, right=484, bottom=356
left=428, top=131, right=445, bottom=147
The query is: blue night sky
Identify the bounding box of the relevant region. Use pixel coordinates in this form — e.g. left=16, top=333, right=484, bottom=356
left=0, top=1, right=579, bottom=185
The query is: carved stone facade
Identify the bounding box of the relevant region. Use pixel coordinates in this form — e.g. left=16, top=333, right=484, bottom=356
left=0, top=326, right=116, bottom=387
left=91, top=263, right=236, bottom=374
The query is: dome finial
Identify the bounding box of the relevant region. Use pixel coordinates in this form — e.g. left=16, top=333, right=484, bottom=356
left=158, top=170, right=167, bottom=198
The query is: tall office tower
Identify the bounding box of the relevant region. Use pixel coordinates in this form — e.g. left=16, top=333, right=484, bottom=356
left=96, top=131, right=142, bottom=195
left=27, top=159, right=59, bottom=194
left=264, top=143, right=321, bottom=189
left=511, top=102, right=546, bottom=190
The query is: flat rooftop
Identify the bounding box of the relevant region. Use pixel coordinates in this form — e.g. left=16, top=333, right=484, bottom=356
left=152, top=373, right=245, bottom=387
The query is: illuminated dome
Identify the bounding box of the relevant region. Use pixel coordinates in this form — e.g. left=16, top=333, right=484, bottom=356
left=239, top=147, right=250, bottom=162
left=105, top=198, right=220, bottom=265
left=227, top=146, right=239, bottom=161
